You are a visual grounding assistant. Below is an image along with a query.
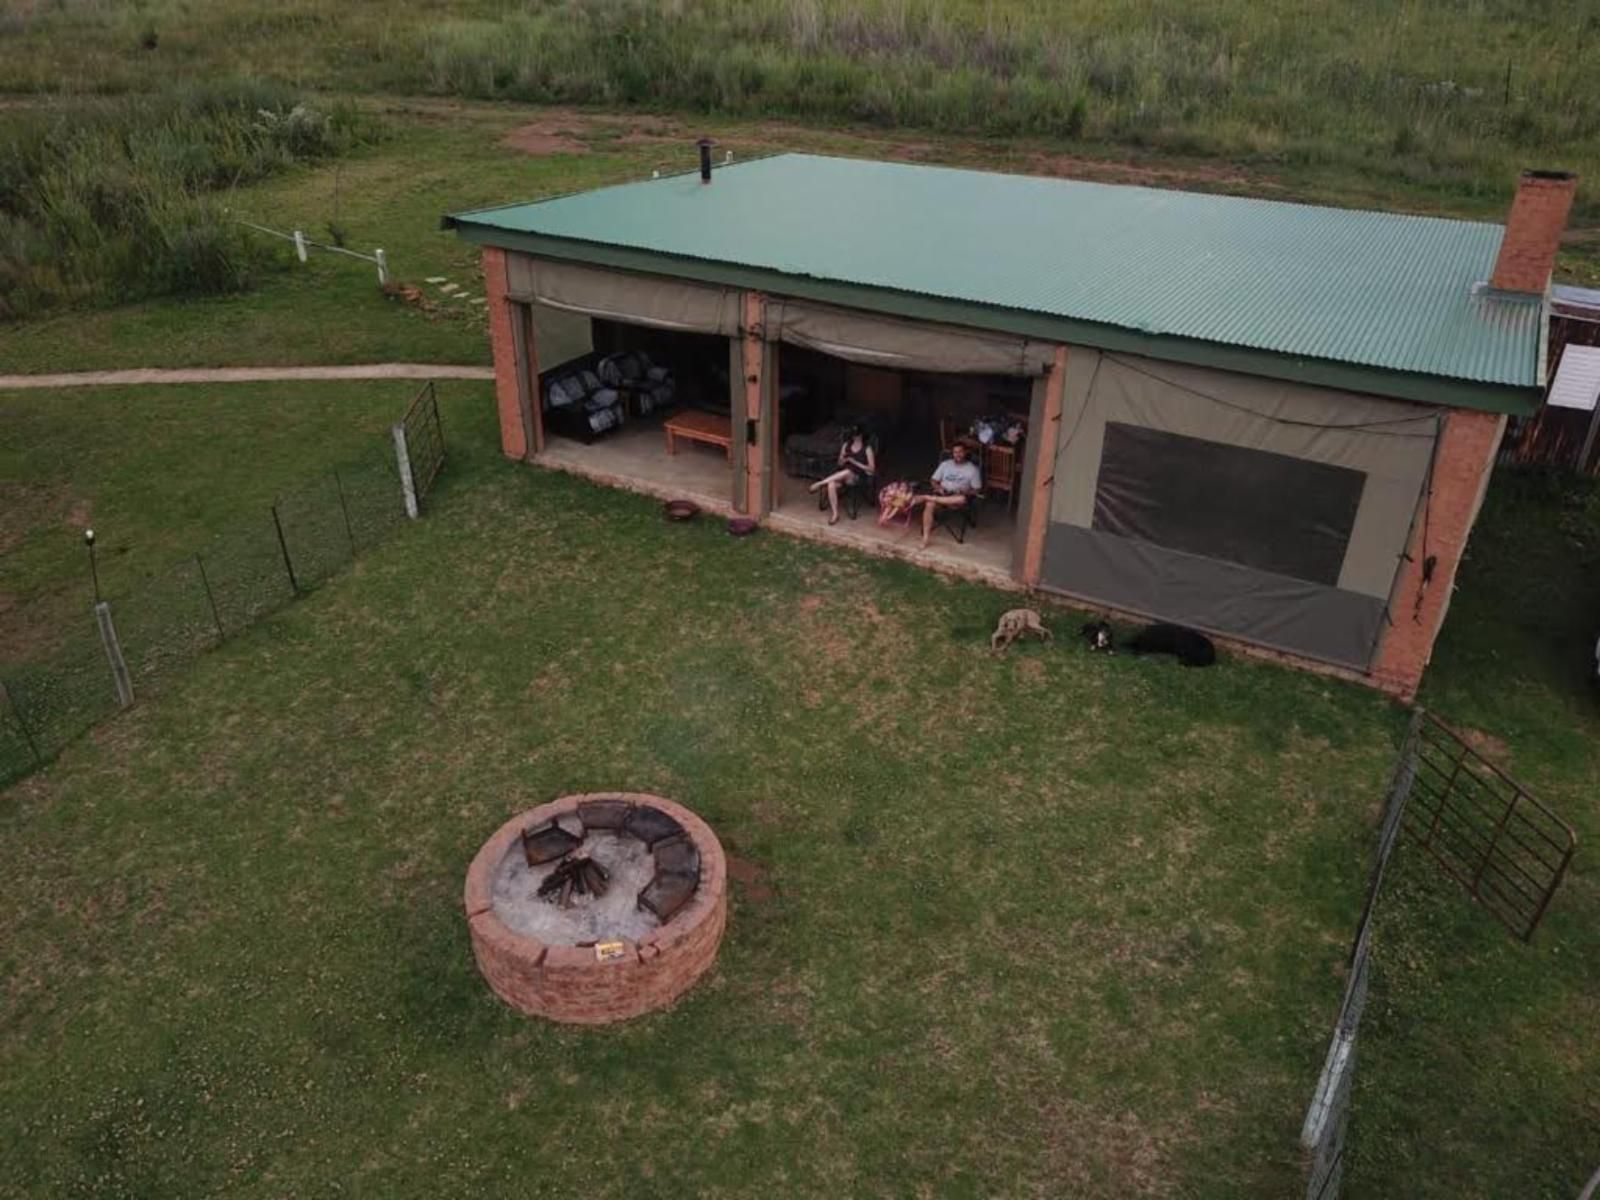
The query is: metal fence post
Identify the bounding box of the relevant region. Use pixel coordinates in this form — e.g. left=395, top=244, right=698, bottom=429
left=271, top=503, right=300, bottom=594
left=333, top=468, right=357, bottom=557
left=94, top=601, right=135, bottom=708
left=195, top=553, right=225, bottom=642
left=392, top=423, right=419, bottom=520
left=2, top=680, right=44, bottom=767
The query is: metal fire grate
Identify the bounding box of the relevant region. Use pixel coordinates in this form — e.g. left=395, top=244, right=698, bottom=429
left=1405, top=713, right=1577, bottom=942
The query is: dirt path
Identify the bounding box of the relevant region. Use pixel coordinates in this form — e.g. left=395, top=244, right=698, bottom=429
left=0, top=364, right=495, bottom=390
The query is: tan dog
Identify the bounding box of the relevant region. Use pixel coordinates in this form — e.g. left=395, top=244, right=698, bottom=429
left=991, top=608, right=1052, bottom=651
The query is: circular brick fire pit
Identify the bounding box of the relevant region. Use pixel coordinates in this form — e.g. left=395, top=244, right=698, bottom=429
left=463, top=792, right=727, bottom=1024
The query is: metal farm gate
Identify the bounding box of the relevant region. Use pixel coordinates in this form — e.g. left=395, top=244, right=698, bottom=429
left=392, top=381, right=446, bottom=517
left=1299, top=709, right=1577, bottom=1199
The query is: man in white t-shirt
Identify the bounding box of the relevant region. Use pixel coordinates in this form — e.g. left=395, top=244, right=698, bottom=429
left=908, top=440, right=982, bottom=549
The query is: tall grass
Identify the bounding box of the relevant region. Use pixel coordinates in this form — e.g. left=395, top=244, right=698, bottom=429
left=389, top=0, right=1598, bottom=198
left=0, top=0, right=1595, bottom=207
left=0, top=80, right=373, bottom=320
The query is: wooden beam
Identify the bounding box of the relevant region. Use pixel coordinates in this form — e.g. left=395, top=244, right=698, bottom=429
left=742, top=292, right=768, bottom=515
left=1021, top=345, right=1069, bottom=587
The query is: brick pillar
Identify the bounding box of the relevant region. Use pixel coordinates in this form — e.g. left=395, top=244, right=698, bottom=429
left=1021, top=345, right=1069, bottom=587
left=483, top=246, right=535, bottom=460
left=742, top=292, right=768, bottom=515
left=1490, top=171, right=1576, bottom=294
left=1370, top=409, right=1506, bottom=699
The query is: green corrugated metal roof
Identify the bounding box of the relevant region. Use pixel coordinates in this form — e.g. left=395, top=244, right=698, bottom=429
left=449, top=153, right=1541, bottom=400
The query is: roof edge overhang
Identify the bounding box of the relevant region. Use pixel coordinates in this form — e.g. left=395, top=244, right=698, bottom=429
left=449, top=220, right=1541, bottom=416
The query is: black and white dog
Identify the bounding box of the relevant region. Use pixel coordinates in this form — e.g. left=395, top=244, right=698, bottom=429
left=1126, top=623, right=1217, bottom=667
left=1080, top=620, right=1115, bottom=654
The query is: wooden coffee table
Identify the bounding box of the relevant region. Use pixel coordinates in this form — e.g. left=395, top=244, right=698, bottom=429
left=663, top=409, right=733, bottom=459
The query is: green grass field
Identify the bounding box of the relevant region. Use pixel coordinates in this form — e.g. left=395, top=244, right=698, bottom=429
left=3, top=8, right=1599, bottom=1195
left=0, top=374, right=1596, bottom=1198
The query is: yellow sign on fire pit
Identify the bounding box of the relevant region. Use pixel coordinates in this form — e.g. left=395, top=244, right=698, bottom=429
left=594, top=940, right=627, bottom=963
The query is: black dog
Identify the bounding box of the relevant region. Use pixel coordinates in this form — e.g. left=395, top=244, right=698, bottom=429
left=1080, top=620, right=1115, bottom=654
left=1126, top=623, right=1216, bottom=667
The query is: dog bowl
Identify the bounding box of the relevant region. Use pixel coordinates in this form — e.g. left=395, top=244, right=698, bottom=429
left=663, top=499, right=701, bottom=522
left=726, top=517, right=759, bottom=537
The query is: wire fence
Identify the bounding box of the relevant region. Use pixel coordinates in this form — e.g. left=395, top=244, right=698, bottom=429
left=1299, top=709, right=1419, bottom=1200
left=0, top=386, right=446, bottom=786
left=1298, top=708, right=1576, bottom=1199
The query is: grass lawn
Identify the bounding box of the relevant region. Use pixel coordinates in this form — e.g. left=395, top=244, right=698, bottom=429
left=2, top=75, right=1598, bottom=1200
left=0, top=381, right=1596, bottom=1197
left=0, top=379, right=484, bottom=663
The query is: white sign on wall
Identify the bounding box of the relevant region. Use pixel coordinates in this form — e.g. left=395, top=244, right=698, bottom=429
left=1547, top=344, right=1600, bottom=411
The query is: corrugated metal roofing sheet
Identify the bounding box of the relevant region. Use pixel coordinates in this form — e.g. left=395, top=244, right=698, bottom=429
left=452, top=154, right=1541, bottom=389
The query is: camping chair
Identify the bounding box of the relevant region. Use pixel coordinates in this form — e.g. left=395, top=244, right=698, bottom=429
left=931, top=488, right=982, bottom=543
left=814, top=436, right=877, bottom=520
left=816, top=470, right=875, bottom=520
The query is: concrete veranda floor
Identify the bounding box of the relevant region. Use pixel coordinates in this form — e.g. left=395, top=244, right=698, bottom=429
left=535, top=419, right=1020, bottom=588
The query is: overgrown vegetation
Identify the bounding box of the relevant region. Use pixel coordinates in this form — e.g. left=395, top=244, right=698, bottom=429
left=2, top=0, right=1596, bottom=209
left=0, top=80, right=373, bottom=319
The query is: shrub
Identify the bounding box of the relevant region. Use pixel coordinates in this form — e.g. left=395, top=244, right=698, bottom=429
left=0, top=80, right=375, bottom=321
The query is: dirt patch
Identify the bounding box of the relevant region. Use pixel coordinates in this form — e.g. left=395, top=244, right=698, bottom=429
left=1460, top=727, right=1511, bottom=761
left=0, top=481, right=70, bottom=555
left=727, top=855, right=775, bottom=903
left=500, top=111, right=591, bottom=156
left=1035, top=1097, right=1189, bottom=1198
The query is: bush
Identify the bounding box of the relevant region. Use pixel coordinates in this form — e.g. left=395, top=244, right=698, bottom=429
left=0, top=80, right=375, bottom=321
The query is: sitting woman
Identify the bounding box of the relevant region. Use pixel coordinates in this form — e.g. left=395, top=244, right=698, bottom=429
left=807, top=426, right=876, bottom=525
left=906, top=439, right=982, bottom=549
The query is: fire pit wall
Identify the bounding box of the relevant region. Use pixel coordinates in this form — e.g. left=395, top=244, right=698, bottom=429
left=463, top=793, right=727, bottom=1024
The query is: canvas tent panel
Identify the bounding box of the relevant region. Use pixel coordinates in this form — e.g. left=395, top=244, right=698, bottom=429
left=1039, top=350, right=1439, bottom=669
left=1050, top=352, right=1437, bottom=599
left=1092, top=423, right=1365, bottom=587
left=507, top=254, right=742, bottom=336
left=769, top=299, right=1055, bottom=376
left=1043, top=525, right=1388, bottom=668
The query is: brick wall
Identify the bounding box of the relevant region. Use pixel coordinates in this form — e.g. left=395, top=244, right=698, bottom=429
left=464, top=793, right=728, bottom=1025
left=1370, top=409, right=1506, bottom=699
left=1490, top=172, right=1577, bottom=294
left=482, top=246, right=529, bottom=460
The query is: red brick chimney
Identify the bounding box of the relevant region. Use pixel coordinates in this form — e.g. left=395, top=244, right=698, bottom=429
left=1489, top=170, right=1577, bottom=294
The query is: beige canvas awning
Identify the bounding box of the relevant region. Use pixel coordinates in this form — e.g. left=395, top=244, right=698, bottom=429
left=506, top=255, right=742, bottom=336
left=769, top=299, right=1055, bottom=376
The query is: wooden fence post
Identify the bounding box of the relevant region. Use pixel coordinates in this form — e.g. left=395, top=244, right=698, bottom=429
left=392, top=423, right=419, bottom=519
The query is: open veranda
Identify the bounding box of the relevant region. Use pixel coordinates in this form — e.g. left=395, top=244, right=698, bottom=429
left=1, top=381, right=1594, bottom=1199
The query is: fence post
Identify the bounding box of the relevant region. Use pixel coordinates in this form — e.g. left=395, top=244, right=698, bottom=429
left=270, top=503, right=300, bottom=594
left=94, top=601, right=135, bottom=709
left=430, top=381, right=444, bottom=453
left=195, top=553, right=225, bottom=643
left=333, top=468, right=358, bottom=557
left=374, top=248, right=389, bottom=285
left=392, top=423, right=419, bottom=519
left=2, top=680, right=44, bottom=767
